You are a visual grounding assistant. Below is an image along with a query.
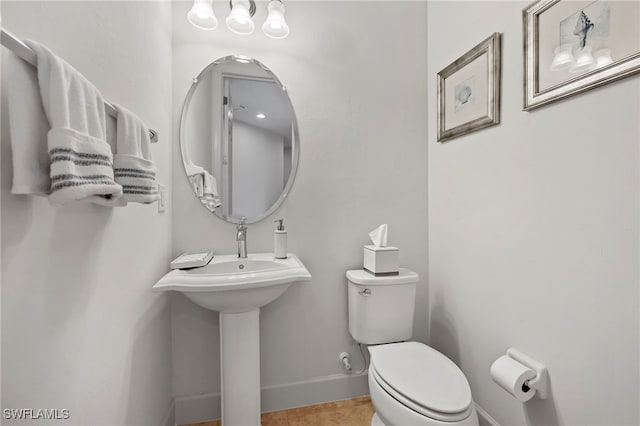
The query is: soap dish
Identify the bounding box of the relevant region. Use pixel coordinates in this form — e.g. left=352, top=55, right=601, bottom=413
left=170, top=251, right=214, bottom=270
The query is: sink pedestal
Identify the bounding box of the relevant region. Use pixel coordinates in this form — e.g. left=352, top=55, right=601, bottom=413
left=220, top=309, right=261, bottom=426
left=152, top=253, right=312, bottom=426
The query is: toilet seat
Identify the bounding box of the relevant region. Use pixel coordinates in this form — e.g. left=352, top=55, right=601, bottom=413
left=369, top=342, right=473, bottom=422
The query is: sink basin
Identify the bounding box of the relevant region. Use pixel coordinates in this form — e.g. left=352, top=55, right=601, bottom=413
left=153, top=253, right=311, bottom=312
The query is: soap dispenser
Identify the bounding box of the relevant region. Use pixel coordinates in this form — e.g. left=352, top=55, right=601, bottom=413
left=274, top=219, right=287, bottom=259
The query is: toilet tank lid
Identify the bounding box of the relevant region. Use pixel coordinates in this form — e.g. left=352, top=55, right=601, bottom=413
left=346, top=269, right=419, bottom=285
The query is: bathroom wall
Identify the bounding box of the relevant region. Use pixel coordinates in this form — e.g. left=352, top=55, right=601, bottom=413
left=171, top=1, right=428, bottom=422
left=1, top=2, right=174, bottom=425
left=231, top=121, right=284, bottom=219
left=427, top=2, right=639, bottom=426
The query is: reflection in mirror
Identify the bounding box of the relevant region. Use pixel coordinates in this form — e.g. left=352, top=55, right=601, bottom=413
left=180, top=55, right=298, bottom=224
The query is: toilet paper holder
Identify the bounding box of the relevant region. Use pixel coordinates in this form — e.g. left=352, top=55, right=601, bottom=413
left=506, top=348, right=548, bottom=399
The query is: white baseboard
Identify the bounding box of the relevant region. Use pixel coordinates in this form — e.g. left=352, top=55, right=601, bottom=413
left=174, top=372, right=369, bottom=425
left=161, top=399, right=176, bottom=426
left=174, top=392, right=220, bottom=426
left=261, top=372, right=369, bottom=412
left=475, top=402, right=500, bottom=426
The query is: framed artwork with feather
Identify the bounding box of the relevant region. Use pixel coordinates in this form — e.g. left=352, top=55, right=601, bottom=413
left=523, top=0, right=640, bottom=110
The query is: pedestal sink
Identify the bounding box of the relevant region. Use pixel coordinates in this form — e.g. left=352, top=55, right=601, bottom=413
left=153, top=253, right=311, bottom=426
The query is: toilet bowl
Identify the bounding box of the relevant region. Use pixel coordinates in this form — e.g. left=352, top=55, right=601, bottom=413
left=368, top=342, right=478, bottom=426
left=346, top=269, right=479, bottom=426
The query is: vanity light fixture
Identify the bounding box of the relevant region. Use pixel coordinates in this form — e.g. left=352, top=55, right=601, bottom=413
left=262, top=0, right=290, bottom=39
left=187, top=0, right=218, bottom=31
left=549, top=44, right=574, bottom=71
left=226, top=0, right=256, bottom=35
left=594, top=48, right=613, bottom=68
left=570, top=46, right=595, bottom=73
left=232, top=54, right=252, bottom=63
left=550, top=44, right=612, bottom=74
left=188, top=0, right=289, bottom=39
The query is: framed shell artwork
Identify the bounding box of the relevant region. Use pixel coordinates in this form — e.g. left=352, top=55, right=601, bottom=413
left=437, top=32, right=502, bottom=143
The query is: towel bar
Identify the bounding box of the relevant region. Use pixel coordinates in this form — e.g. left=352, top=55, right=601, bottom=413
left=0, top=27, right=159, bottom=143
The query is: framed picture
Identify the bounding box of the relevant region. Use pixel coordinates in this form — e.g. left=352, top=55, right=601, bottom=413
left=437, top=32, right=502, bottom=143
left=523, top=0, right=640, bottom=110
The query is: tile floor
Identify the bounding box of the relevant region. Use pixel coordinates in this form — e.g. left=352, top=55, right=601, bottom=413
left=182, top=396, right=375, bottom=426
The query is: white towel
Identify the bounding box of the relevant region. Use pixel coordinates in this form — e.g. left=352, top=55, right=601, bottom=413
left=184, top=161, right=204, bottom=177
left=4, top=51, right=50, bottom=195
left=185, top=161, right=205, bottom=197
left=203, top=171, right=217, bottom=197
left=112, top=104, right=159, bottom=204
left=188, top=173, right=204, bottom=197
left=24, top=40, right=122, bottom=206
left=184, top=161, right=221, bottom=209
left=203, top=171, right=222, bottom=208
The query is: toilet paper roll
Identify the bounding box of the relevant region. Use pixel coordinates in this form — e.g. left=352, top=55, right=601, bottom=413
left=490, top=355, right=537, bottom=402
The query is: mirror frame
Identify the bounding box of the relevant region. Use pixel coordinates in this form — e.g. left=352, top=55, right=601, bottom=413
left=179, top=55, right=300, bottom=225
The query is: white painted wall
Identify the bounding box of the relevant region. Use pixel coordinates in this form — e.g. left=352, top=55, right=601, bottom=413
left=231, top=121, right=284, bottom=219
left=171, top=1, right=428, bottom=421
left=427, top=2, right=639, bottom=426
left=1, top=2, right=174, bottom=425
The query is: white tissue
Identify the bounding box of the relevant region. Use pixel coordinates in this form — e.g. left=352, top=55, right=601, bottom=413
left=369, top=224, right=388, bottom=247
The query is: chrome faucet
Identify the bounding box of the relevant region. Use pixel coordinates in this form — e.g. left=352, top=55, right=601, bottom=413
left=236, top=217, right=248, bottom=259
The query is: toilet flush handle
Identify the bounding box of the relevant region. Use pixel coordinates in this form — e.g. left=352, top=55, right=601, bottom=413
left=359, top=288, right=371, bottom=297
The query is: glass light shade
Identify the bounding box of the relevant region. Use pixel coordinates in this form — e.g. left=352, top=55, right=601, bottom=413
left=232, top=54, right=252, bottom=63
left=594, top=48, right=613, bottom=68
left=549, top=44, right=574, bottom=71
left=262, top=0, right=290, bottom=39
left=570, top=46, right=595, bottom=73
left=226, top=0, right=255, bottom=35
left=187, top=0, right=218, bottom=31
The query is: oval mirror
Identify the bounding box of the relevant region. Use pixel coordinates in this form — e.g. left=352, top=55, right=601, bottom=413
left=180, top=55, right=299, bottom=224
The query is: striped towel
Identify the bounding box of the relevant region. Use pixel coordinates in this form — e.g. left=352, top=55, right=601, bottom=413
left=24, top=40, right=122, bottom=205
left=113, top=105, right=159, bottom=204
left=113, top=156, right=158, bottom=203
left=48, top=128, right=122, bottom=204
left=202, top=170, right=222, bottom=209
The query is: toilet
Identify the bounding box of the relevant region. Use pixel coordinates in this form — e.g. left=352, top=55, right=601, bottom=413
left=347, top=269, right=479, bottom=426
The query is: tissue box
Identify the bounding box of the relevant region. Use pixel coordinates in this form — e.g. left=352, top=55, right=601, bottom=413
left=364, top=245, right=399, bottom=275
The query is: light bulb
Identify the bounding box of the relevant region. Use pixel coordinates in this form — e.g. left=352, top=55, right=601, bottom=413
left=594, top=48, right=613, bottom=68
left=570, top=46, right=595, bottom=73
left=549, top=44, right=574, bottom=72
left=262, top=0, right=289, bottom=39
left=232, top=54, right=252, bottom=63
left=227, top=0, right=255, bottom=35
left=187, top=0, right=218, bottom=31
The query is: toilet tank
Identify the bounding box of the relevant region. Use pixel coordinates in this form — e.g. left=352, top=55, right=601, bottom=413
left=347, top=269, right=419, bottom=345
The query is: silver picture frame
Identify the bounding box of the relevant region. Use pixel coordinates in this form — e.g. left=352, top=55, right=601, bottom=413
left=523, top=0, right=640, bottom=111
left=437, top=32, right=502, bottom=143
